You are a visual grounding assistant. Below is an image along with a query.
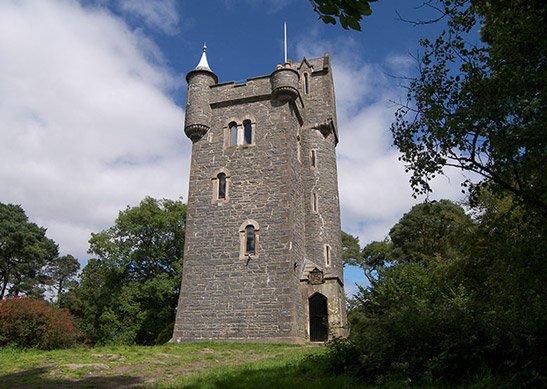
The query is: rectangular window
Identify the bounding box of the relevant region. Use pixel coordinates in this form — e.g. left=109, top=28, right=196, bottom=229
left=304, top=73, right=310, bottom=95
left=312, top=192, right=318, bottom=212
left=325, top=245, right=331, bottom=266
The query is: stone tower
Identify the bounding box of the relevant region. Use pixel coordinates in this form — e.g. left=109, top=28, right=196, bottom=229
left=172, top=46, right=347, bottom=343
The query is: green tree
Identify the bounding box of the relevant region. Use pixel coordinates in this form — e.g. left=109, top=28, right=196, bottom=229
left=392, top=0, right=547, bottom=216
left=317, top=1, right=546, bottom=385
left=68, top=197, right=186, bottom=345
left=310, top=0, right=377, bottom=31
left=362, top=200, right=473, bottom=269
left=47, top=254, right=80, bottom=305
left=324, top=194, right=546, bottom=385
left=0, top=203, right=58, bottom=299
left=341, top=231, right=362, bottom=266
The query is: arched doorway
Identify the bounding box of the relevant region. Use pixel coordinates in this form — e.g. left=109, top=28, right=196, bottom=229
left=309, top=293, right=328, bottom=341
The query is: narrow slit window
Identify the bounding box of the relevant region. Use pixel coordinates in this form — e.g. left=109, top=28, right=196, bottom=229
left=325, top=245, right=331, bottom=266
left=243, top=120, right=252, bottom=145
left=297, top=135, right=301, bottom=163
left=312, top=192, right=318, bottom=212
left=245, top=225, right=255, bottom=255
left=310, top=149, right=317, bottom=168
left=229, top=122, right=238, bottom=146
left=217, top=173, right=226, bottom=199
left=304, top=73, right=310, bottom=95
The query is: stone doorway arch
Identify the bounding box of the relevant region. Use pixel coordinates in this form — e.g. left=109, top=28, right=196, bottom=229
left=309, top=293, right=328, bottom=341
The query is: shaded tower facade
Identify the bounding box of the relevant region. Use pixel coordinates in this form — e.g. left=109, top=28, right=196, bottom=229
left=173, top=47, right=347, bottom=343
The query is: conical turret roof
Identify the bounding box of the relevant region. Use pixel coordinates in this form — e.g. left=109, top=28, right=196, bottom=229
left=194, top=44, right=212, bottom=72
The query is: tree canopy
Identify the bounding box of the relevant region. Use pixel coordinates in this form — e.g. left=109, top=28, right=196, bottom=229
left=364, top=199, right=473, bottom=268
left=341, top=231, right=362, bottom=266
left=46, top=254, right=80, bottom=305
left=317, top=1, right=546, bottom=385
left=66, top=197, right=186, bottom=345
left=392, top=0, right=547, bottom=216
left=310, top=0, right=377, bottom=31
left=0, top=203, right=58, bottom=299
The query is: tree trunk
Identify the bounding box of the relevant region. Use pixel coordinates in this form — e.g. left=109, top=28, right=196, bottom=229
left=56, top=279, right=63, bottom=304
left=0, top=276, right=8, bottom=299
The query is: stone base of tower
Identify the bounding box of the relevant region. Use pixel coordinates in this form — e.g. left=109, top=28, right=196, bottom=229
left=171, top=277, right=348, bottom=345
left=170, top=335, right=306, bottom=344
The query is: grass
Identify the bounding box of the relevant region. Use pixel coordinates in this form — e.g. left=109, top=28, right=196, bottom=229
left=0, top=342, right=364, bottom=388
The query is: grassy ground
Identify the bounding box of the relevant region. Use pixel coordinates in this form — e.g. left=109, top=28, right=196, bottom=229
left=0, top=342, right=362, bottom=388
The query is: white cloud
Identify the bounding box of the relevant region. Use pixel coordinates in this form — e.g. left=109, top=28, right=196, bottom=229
left=117, top=0, right=179, bottom=35
left=0, top=0, right=188, bottom=261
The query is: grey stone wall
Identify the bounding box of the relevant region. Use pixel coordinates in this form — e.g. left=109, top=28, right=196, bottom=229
left=173, top=54, right=347, bottom=343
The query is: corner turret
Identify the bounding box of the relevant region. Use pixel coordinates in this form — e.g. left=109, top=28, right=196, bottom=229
left=270, top=63, right=299, bottom=103
left=184, top=45, right=218, bottom=142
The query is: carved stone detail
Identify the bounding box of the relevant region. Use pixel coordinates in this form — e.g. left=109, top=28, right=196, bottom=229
left=308, top=268, right=324, bottom=285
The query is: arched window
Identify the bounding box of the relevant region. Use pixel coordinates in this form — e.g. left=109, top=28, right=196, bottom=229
left=239, top=220, right=260, bottom=259
left=211, top=168, right=230, bottom=203
left=229, top=122, right=238, bottom=146
left=245, top=225, right=255, bottom=255
left=243, top=120, right=252, bottom=145
left=217, top=173, right=226, bottom=199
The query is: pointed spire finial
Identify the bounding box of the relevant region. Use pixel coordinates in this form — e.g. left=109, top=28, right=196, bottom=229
left=194, top=43, right=212, bottom=72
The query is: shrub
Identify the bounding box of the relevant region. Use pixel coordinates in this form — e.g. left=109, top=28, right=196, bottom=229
left=0, top=297, right=79, bottom=350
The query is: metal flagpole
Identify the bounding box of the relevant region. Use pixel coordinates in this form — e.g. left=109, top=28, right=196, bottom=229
left=284, top=22, right=287, bottom=64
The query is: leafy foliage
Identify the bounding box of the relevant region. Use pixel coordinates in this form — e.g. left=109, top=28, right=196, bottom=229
left=66, top=197, right=186, bottom=345
left=0, top=203, right=59, bottom=299
left=392, top=0, right=547, bottom=215
left=325, top=193, right=546, bottom=385
left=330, top=1, right=547, bottom=384
left=341, top=231, right=362, bottom=266
left=310, top=0, right=377, bottom=31
left=0, top=297, right=79, bottom=350
left=363, top=200, right=473, bottom=269
left=46, top=254, right=80, bottom=305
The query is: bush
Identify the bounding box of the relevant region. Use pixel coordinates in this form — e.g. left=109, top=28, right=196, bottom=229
left=0, top=297, right=79, bottom=350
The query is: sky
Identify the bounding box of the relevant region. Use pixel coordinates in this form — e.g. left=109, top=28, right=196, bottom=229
left=0, top=0, right=476, bottom=296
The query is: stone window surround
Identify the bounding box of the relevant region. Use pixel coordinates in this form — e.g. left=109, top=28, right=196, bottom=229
left=324, top=244, right=331, bottom=267
left=211, top=167, right=231, bottom=204
left=224, top=115, right=257, bottom=149
left=239, top=219, right=260, bottom=260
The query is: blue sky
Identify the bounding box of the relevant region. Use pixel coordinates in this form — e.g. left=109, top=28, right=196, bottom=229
left=0, top=0, right=473, bottom=296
